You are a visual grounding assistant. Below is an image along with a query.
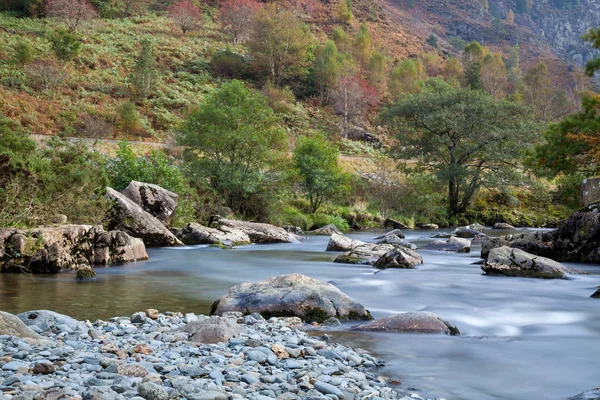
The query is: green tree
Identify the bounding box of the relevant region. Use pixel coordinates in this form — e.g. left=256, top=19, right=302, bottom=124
left=583, top=28, right=600, bottom=76
left=352, top=23, right=372, bottom=69
left=335, top=0, right=353, bottom=24
left=118, top=101, right=141, bottom=134
left=504, top=45, right=521, bottom=87
left=248, top=3, right=313, bottom=85
left=461, top=41, right=487, bottom=90
left=178, top=81, right=287, bottom=211
left=389, top=59, right=422, bottom=96
left=332, top=26, right=350, bottom=52
left=130, top=39, right=158, bottom=100
left=311, top=40, right=344, bottom=103
left=49, top=29, right=81, bottom=61
left=14, top=40, right=34, bottom=66
left=293, top=135, right=349, bottom=213
left=381, top=80, right=538, bottom=215
left=521, top=61, right=554, bottom=120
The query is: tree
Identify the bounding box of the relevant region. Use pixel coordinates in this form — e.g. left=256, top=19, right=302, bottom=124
left=442, top=57, right=463, bottom=86
left=461, top=41, right=487, bottom=90
left=521, top=62, right=554, bottom=120
left=248, top=4, right=313, bottom=85
left=49, top=29, right=81, bottom=61
left=389, top=59, right=422, bottom=96
left=219, top=0, right=260, bottom=44
left=367, top=50, right=387, bottom=92
left=177, top=81, right=287, bottom=211
left=352, top=23, right=372, bottom=70
left=426, top=33, right=438, bottom=49
left=481, top=52, right=508, bottom=98
left=293, top=135, right=349, bottom=213
left=168, top=0, right=202, bottom=34
left=330, top=75, right=378, bottom=136
left=335, top=0, right=353, bottom=24
left=311, top=40, right=344, bottom=104
left=583, top=28, right=600, bottom=76
left=506, top=9, right=515, bottom=25
left=14, top=39, right=34, bottom=66
left=45, top=0, right=97, bottom=31
left=121, top=0, right=149, bottom=16
left=504, top=45, right=521, bottom=88
left=130, top=39, right=158, bottom=100
left=381, top=81, right=538, bottom=216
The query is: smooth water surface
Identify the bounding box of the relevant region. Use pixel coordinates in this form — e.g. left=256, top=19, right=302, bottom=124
left=1, top=229, right=599, bottom=400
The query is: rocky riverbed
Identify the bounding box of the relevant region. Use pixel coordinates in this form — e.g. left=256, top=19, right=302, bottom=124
left=0, top=310, right=440, bottom=400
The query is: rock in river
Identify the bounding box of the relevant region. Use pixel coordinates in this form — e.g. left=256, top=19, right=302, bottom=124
left=353, top=311, right=460, bottom=335
left=0, top=311, right=42, bottom=339
left=176, top=222, right=251, bottom=246
left=373, top=247, right=423, bottom=269
left=374, top=229, right=405, bottom=240
left=210, top=273, right=373, bottom=322
left=480, top=230, right=554, bottom=260
left=92, top=230, right=148, bottom=265
left=105, top=187, right=183, bottom=247
left=493, top=222, right=516, bottom=230
left=591, top=288, right=600, bottom=299
left=552, top=204, right=600, bottom=262
left=420, top=236, right=471, bottom=253
left=307, top=224, right=341, bottom=235
left=122, top=181, right=179, bottom=224
left=482, top=246, right=568, bottom=279
left=211, top=216, right=298, bottom=244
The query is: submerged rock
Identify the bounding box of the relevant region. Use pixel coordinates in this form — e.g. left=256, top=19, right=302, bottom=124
left=211, top=217, right=299, bottom=244
left=353, top=311, right=460, bottom=335
left=482, top=246, right=568, bottom=279
left=0, top=311, right=42, bottom=339
left=176, top=222, right=251, bottom=246
left=420, top=236, right=471, bottom=253
left=75, top=264, right=96, bottom=280
left=182, top=316, right=242, bottom=344
left=122, top=181, right=179, bottom=224
left=210, top=273, right=373, bottom=323
left=373, top=247, right=423, bottom=269
left=105, top=187, right=183, bottom=247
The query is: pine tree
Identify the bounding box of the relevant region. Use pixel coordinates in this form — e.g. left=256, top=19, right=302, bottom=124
left=130, top=39, right=158, bottom=100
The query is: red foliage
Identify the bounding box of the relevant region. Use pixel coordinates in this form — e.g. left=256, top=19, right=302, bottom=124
left=219, top=0, right=261, bottom=44
left=167, top=0, right=202, bottom=34
left=46, top=0, right=97, bottom=31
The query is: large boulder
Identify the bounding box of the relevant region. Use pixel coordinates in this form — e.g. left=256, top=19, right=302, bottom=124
left=0, top=311, right=42, bottom=339
left=482, top=246, right=568, bottom=279
left=308, top=224, right=342, bottom=236
left=181, top=316, right=243, bottom=344
left=353, top=312, right=460, bottom=335
left=105, top=187, right=183, bottom=247
left=122, top=181, right=179, bottom=224
left=374, top=229, right=405, bottom=240
left=92, top=231, right=148, bottom=265
left=416, top=223, right=439, bottom=230
left=211, top=217, right=298, bottom=244
left=384, top=218, right=409, bottom=230
left=376, top=235, right=416, bottom=249
left=17, top=310, right=87, bottom=332
left=552, top=204, right=600, bottom=262
left=210, top=274, right=373, bottom=323
left=420, top=236, right=471, bottom=253
left=0, top=225, right=148, bottom=273
left=326, top=233, right=362, bottom=252
left=582, top=177, right=600, bottom=207
left=373, top=247, right=423, bottom=269
left=569, top=387, right=600, bottom=400
left=176, top=223, right=251, bottom=246
left=493, top=222, right=516, bottom=230
left=480, top=231, right=554, bottom=260
left=591, top=288, right=600, bottom=299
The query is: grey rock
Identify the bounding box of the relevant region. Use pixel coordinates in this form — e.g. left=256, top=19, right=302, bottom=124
left=176, top=223, right=250, bottom=246
left=492, top=222, right=516, bottom=230
left=552, top=204, right=600, bottom=262
left=210, top=274, right=372, bottom=323
left=92, top=230, right=148, bottom=265
left=122, top=181, right=179, bottom=224
left=314, top=381, right=344, bottom=397
left=374, top=229, right=405, bottom=240
left=138, top=382, right=169, bottom=400
left=569, top=386, right=600, bottom=400
left=420, top=237, right=471, bottom=253
left=373, top=247, right=423, bottom=269
left=353, top=312, right=460, bottom=335
left=0, top=311, right=41, bottom=339
left=17, top=310, right=84, bottom=332
left=308, top=224, right=342, bottom=236
left=482, top=246, right=568, bottom=279
left=211, top=216, right=298, bottom=244
left=181, top=316, right=242, bottom=344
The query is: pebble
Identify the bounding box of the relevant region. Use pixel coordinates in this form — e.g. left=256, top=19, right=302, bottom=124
left=0, top=310, right=437, bottom=400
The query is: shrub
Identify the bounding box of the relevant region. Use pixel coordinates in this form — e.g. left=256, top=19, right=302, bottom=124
left=76, top=114, right=114, bottom=138
left=210, top=50, right=248, bottom=79
left=46, top=0, right=97, bottom=31
left=14, top=40, right=34, bottom=66
left=49, top=29, right=82, bottom=61
left=27, top=59, right=67, bottom=90
left=118, top=102, right=141, bottom=134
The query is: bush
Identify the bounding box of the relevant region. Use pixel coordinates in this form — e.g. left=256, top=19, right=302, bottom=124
left=210, top=50, right=248, bottom=79
left=118, top=101, right=141, bottom=134
left=27, top=59, right=67, bottom=90
left=49, top=29, right=82, bottom=61
left=14, top=40, right=34, bottom=65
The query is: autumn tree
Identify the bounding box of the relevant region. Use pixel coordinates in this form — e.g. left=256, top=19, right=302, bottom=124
left=352, top=23, right=372, bottom=70
left=168, top=1, right=202, bottom=34
left=311, top=40, right=346, bottom=104
left=368, top=50, right=387, bottom=93
left=442, top=57, right=463, bottom=86
left=506, top=9, right=515, bottom=25
left=461, top=41, right=487, bottom=90
left=389, top=59, right=423, bottom=97
left=248, top=3, right=313, bottom=85
left=121, top=0, right=149, bottom=16
left=481, top=52, right=508, bottom=98
left=220, top=0, right=260, bottom=44
left=336, top=0, right=353, bottom=24
left=330, top=75, right=378, bottom=136
left=382, top=80, right=538, bottom=216
left=521, top=62, right=554, bottom=120
left=46, top=0, right=97, bottom=31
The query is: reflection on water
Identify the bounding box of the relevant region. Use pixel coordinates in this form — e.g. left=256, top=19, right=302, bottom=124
left=1, top=229, right=600, bottom=400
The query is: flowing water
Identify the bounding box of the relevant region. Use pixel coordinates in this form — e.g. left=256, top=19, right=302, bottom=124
left=1, top=229, right=600, bottom=400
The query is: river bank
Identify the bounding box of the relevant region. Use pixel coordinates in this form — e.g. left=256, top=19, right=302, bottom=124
left=0, top=309, right=430, bottom=400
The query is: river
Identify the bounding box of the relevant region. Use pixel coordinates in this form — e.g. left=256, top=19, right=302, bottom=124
left=1, top=229, right=599, bottom=400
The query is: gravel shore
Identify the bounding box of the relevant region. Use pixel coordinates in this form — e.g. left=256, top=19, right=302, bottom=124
left=0, top=310, right=440, bottom=400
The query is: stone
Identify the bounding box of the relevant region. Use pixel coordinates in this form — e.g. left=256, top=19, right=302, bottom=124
left=145, top=309, right=159, bottom=320
left=176, top=223, right=250, bottom=246
left=189, top=391, right=228, bottom=400
left=210, top=216, right=299, bottom=244
left=353, top=311, right=460, bottom=335
left=376, top=235, right=416, bottom=249
left=327, top=233, right=361, bottom=252
left=122, top=181, right=179, bottom=224
left=582, top=177, right=600, bottom=207
left=271, top=344, right=289, bottom=359
left=132, top=344, right=153, bottom=355
left=32, top=361, right=55, bottom=374
left=552, top=204, right=600, bottom=262
left=384, top=218, right=409, bottom=230
left=453, top=227, right=488, bottom=239
left=181, top=316, right=242, bottom=344
left=569, top=386, right=600, bottom=400
left=416, top=223, right=439, bottom=229
left=210, top=274, right=373, bottom=323
left=105, top=187, right=183, bottom=247
left=92, top=231, right=148, bottom=265
left=138, top=382, right=169, bottom=400
left=314, top=381, right=344, bottom=397
left=308, top=224, right=342, bottom=236
left=374, top=229, right=405, bottom=240
left=0, top=311, right=41, bottom=339
left=373, top=247, right=423, bottom=269
left=117, top=364, right=149, bottom=377
left=592, top=288, right=600, bottom=299
left=420, top=236, right=471, bottom=253
left=53, top=214, right=68, bottom=224
left=482, top=246, right=568, bottom=279
left=17, top=310, right=85, bottom=332
left=480, top=230, right=554, bottom=260
left=2, top=360, right=30, bottom=371
left=75, top=264, right=96, bottom=280
left=493, top=222, right=516, bottom=230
